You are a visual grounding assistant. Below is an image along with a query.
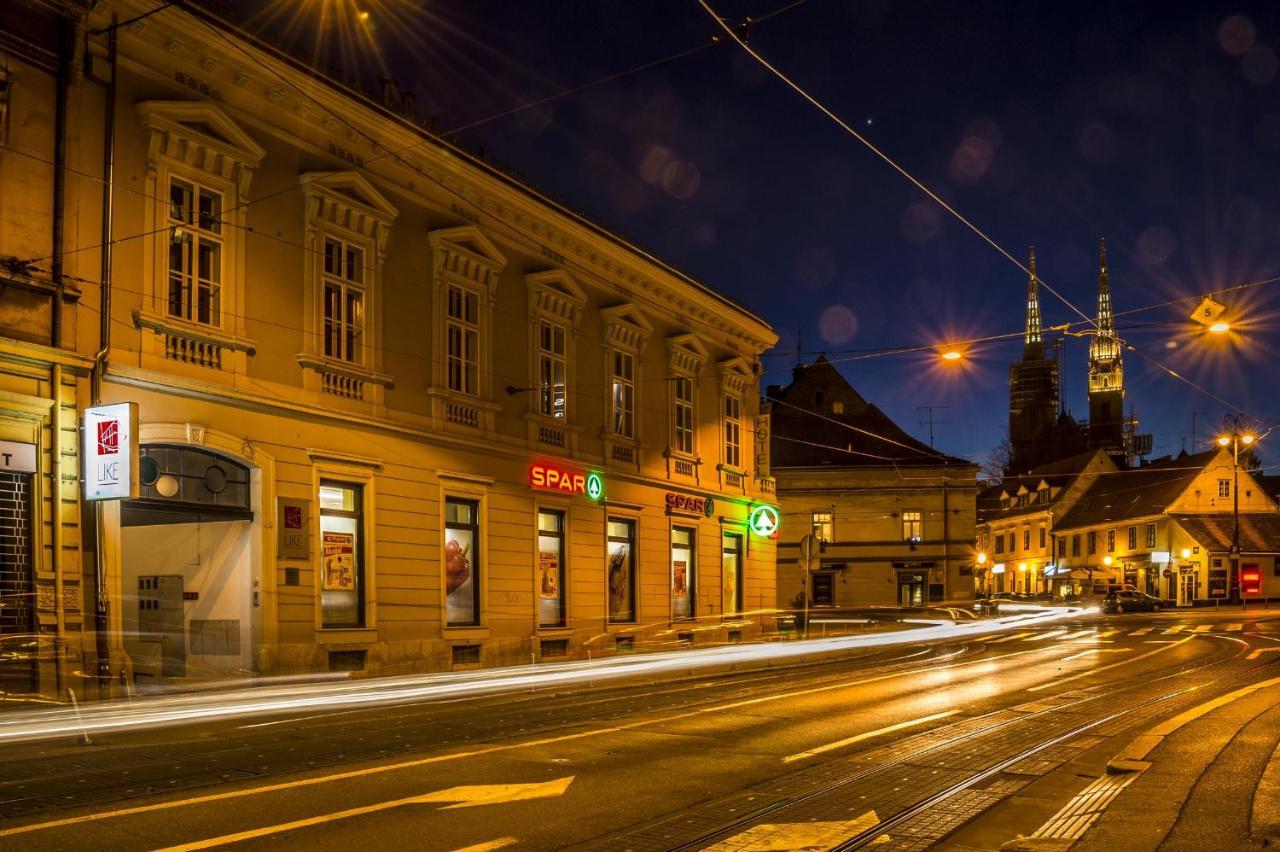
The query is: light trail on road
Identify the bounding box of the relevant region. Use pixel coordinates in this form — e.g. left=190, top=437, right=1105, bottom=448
left=0, top=606, right=1089, bottom=744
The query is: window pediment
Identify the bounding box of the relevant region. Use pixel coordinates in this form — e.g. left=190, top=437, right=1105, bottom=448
left=137, top=100, right=265, bottom=193
left=429, top=225, right=507, bottom=292
left=527, top=269, right=586, bottom=327
left=718, top=356, right=753, bottom=395
left=301, top=171, right=398, bottom=250
left=667, top=333, right=709, bottom=375
left=602, top=304, right=653, bottom=352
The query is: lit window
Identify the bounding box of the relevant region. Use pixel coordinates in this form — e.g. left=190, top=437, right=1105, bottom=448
left=319, top=481, right=364, bottom=628
left=1218, top=479, right=1231, bottom=498
left=537, top=319, right=567, bottom=418
left=812, top=511, right=833, bottom=543
left=611, top=350, right=634, bottom=439
left=673, top=376, right=694, bottom=454
left=671, top=526, right=696, bottom=619
left=724, top=395, right=742, bottom=468
left=537, top=510, right=565, bottom=628
left=607, top=517, right=636, bottom=623
left=167, top=177, right=222, bottom=325
left=445, top=497, right=481, bottom=626
left=902, top=510, right=923, bottom=542
left=447, top=284, right=480, bottom=395
left=322, top=237, right=365, bottom=364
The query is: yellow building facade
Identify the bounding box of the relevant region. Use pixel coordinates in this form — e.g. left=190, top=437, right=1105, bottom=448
left=3, top=1, right=779, bottom=694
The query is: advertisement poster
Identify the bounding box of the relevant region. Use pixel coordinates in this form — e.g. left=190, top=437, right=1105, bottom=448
left=322, top=531, right=355, bottom=591
left=538, top=549, right=560, bottom=598
left=723, top=555, right=739, bottom=615
left=446, top=530, right=476, bottom=624
left=672, top=559, right=690, bottom=619
left=608, top=542, right=631, bottom=621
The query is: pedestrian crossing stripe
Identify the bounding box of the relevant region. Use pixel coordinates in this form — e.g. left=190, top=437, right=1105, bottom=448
left=996, top=623, right=1260, bottom=642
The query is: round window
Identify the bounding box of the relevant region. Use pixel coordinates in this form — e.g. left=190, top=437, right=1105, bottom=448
left=139, top=455, right=160, bottom=487
left=204, top=464, right=228, bottom=494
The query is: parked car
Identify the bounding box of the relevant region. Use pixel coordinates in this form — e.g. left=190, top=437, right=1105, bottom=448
left=1101, top=589, right=1165, bottom=614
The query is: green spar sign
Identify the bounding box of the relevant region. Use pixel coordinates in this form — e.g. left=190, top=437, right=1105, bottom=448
left=748, top=505, right=779, bottom=537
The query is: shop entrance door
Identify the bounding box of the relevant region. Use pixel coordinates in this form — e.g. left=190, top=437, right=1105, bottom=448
left=898, top=572, right=925, bottom=607
left=138, top=575, right=186, bottom=677
left=0, top=471, right=36, bottom=694
left=1177, top=570, right=1196, bottom=607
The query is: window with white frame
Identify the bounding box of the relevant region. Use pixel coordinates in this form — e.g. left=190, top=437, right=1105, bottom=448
left=1146, top=523, right=1156, bottom=548
left=673, top=375, right=694, bottom=454
left=611, top=349, right=635, bottom=438
left=724, top=395, right=742, bottom=468
left=447, top=283, right=480, bottom=395
left=167, top=177, right=223, bottom=325
left=902, top=510, right=923, bottom=542
left=1218, top=479, right=1231, bottom=498
left=323, top=237, right=365, bottom=364
left=537, top=319, right=567, bottom=418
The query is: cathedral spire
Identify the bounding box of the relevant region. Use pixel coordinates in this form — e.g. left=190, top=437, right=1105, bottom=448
left=1096, top=237, right=1113, bottom=335
left=1023, top=246, right=1043, bottom=359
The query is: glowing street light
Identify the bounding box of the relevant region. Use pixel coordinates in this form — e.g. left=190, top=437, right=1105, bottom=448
left=976, top=551, right=988, bottom=565
left=1209, top=321, right=1231, bottom=334
left=1181, top=547, right=1192, bottom=560
left=1103, top=555, right=1113, bottom=567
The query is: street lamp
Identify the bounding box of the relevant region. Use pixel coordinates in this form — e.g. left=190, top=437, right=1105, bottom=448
left=1217, top=415, right=1259, bottom=605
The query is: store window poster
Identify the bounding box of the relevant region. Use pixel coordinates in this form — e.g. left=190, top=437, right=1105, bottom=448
left=446, top=529, right=476, bottom=624
left=322, top=531, right=355, bottom=591
left=608, top=541, right=632, bottom=620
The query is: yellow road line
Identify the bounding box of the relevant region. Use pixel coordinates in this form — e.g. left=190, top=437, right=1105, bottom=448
left=782, top=710, right=960, bottom=763
left=1026, top=636, right=1194, bottom=693
left=0, top=646, right=1052, bottom=839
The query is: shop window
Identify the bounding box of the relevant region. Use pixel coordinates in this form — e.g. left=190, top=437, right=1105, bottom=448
left=812, top=571, right=835, bottom=606
left=812, top=511, right=833, bottom=543
left=607, top=518, right=636, bottom=623
left=1145, top=523, right=1157, bottom=549
left=445, top=497, right=481, bottom=626
left=611, top=350, right=635, bottom=439
left=1127, top=525, right=1137, bottom=550
left=167, top=177, right=223, bottom=326
left=672, top=375, right=694, bottom=454
left=447, top=284, right=480, bottom=395
left=322, top=236, right=365, bottom=364
left=537, top=319, right=567, bottom=418
left=319, top=482, right=364, bottom=628
left=537, top=509, right=566, bottom=628
left=902, top=511, right=923, bottom=542
left=672, top=526, right=696, bottom=619
left=722, top=532, right=743, bottom=615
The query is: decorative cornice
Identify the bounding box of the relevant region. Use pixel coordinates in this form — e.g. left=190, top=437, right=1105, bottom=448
left=602, top=304, right=653, bottom=352
left=718, top=356, right=753, bottom=396
left=300, top=170, right=398, bottom=252
left=429, top=225, right=507, bottom=291
left=136, top=99, right=265, bottom=195
left=667, top=333, right=709, bottom=376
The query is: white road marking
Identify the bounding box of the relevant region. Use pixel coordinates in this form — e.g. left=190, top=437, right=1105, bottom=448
left=986, top=632, right=1034, bottom=644
left=155, top=779, right=574, bottom=850
left=1192, top=624, right=1214, bottom=633
left=451, top=839, right=518, bottom=852
left=782, top=711, right=960, bottom=763
left=1060, top=649, right=1126, bottom=662
left=703, top=809, right=881, bottom=851
left=1028, top=636, right=1194, bottom=692
left=1129, top=627, right=1153, bottom=636
left=1164, top=625, right=1187, bottom=634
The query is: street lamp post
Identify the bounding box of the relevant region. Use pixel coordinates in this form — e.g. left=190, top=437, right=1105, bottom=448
left=1217, top=416, right=1258, bottom=606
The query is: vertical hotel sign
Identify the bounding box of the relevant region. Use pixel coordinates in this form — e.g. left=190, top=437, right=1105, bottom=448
left=83, top=402, right=139, bottom=500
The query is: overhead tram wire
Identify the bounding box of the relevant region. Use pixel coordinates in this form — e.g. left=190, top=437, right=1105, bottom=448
left=695, top=0, right=1258, bottom=417
left=19, top=0, right=806, bottom=270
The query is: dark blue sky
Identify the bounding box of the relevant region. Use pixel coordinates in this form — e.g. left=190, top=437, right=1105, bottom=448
left=224, top=0, right=1280, bottom=467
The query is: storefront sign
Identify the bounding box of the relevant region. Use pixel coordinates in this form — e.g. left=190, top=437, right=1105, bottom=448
left=0, top=440, right=36, bottom=474
left=1208, top=569, right=1228, bottom=599
left=83, top=402, right=139, bottom=500
left=277, top=497, right=310, bottom=560
left=665, top=492, right=714, bottom=517
left=530, top=463, right=587, bottom=495
left=585, top=471, right=604, bottom=501
left=1151, top=551, right=1171, bottom=564
left=754, top=415, right=770, bottom=476
left=322, top=531, right=356, bottom=591
left=748, top=504, right=780, bottom=537
left=991, top=562, right=1006, bottom=574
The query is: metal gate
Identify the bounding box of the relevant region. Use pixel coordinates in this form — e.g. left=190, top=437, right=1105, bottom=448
left=0, top=472, right=35, bottom=693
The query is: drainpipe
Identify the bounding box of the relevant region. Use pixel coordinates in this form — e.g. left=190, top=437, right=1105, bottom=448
left=91, top=14, right=118, bottom=693
left=941, top=477, right=949, bottom=600
left=50, top=12, right=75, bottom=698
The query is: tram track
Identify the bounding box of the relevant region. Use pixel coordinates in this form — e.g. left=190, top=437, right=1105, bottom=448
left=647, top=633, right=1261, bottom=852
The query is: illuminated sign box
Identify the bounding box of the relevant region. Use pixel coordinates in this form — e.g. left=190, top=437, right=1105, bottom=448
left=1150, top=551, right=1171, bottom=564
left=83, top=402, right=139, bottom=500
left=991, top=563, right=1006, bottom=574
left=530, top=464, right=603, bottom=500
left=665, top=492, right=714, bottom=517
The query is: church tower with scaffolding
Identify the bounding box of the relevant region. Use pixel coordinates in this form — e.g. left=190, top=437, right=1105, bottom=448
left=1007, top=248, right=1062, bottom=473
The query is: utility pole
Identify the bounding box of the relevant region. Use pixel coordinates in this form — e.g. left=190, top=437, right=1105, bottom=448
left=917, top=405, right=951, bottom=448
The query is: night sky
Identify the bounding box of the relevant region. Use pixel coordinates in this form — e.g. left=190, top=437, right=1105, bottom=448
left=215, top=0, right=1280, bottom=470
